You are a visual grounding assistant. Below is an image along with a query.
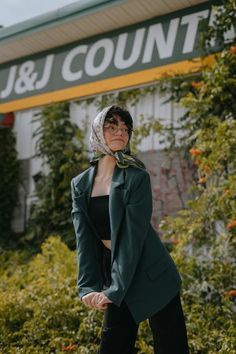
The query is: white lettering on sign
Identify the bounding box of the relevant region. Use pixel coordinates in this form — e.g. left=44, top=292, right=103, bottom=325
left=0, top=4, right=232, bottom=103
left=114, top=28, right=145, bottom=69
left=85, top=39, right=114, bottom=76
left=181, top=10, right=209, bottom=53
left=208, top=8, right=219, bottom=47
left=0, top=55, right=54, bottom=99
left=0, top=65, right=17, bottom=99
left=142, top=18, right=179, bottom=62
left=62, top=45, right=88, bottom=81
left=14, top=61, right=38, bottom=94
left=35, top=54, right=54, bottom=89
left=208, top=6, right=235, bottom=47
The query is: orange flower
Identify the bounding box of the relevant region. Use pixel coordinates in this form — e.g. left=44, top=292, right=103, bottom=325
left=226, top=220, right=236, bottom=230
left=198, top=176, right=206, bottom=184
left=62, top=344, right=78, bottom=352
left=194, top=158, right=201, bottom=166
left=189, top=148, right=203, bottom=156
left=171, top=239, right=179, bottom=245
left=203, top=165, right=211, bottom=174
left=191, top=81, right=204, bottom=89
left=229, top=46, right=236, bottom=54
left=224, top=290, right=236, bottom=297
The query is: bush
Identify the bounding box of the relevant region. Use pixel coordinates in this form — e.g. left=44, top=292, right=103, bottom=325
left=158, top=4, right=236, bottom=351
left=1, top=231, right=234, bottom=353
left=0, top=237, right=154, bottom=354
left=0, top=237, right=83, bottom=353
left=159, top=40, right=236, bottom=354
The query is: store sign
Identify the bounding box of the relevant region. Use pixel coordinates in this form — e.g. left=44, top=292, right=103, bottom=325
left=0, top=1, right=234, bottom=112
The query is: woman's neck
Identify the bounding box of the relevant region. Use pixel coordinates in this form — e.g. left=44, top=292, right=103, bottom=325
left=96, top=155, right=116, bottom=179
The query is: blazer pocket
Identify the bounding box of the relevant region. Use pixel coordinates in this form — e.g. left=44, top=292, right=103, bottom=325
left=145, top=259, right=169, bottom=281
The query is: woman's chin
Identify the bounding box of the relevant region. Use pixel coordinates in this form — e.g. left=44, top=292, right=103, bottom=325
left=109, top=144, right=126, bottom=152
left=110, top=148, right=121, bottom=152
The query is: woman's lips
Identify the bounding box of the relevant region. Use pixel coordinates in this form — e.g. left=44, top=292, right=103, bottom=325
left=111, top=138, right=125, bottom=143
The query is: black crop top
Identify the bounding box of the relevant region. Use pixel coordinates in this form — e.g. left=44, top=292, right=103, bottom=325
left=89, top=195, right=111, bottom=240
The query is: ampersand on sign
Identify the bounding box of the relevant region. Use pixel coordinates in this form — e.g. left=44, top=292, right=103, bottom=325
left=15, top=61, right=38, bottom=94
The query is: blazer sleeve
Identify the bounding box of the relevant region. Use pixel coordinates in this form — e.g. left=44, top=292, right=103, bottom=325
left=71, top=179, right=103, bottom=299
left=103, top=170, right=153, bottom=306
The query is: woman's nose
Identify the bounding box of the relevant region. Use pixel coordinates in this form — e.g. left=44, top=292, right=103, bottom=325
left=116, top=128, right=123, bottom=135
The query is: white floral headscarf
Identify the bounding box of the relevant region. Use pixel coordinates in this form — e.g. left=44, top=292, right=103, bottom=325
left=89, top=106, right=114, bottom=156
left=89, top=106, right=145, bottom=169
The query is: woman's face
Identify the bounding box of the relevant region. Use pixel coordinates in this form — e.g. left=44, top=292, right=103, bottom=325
left=103, top=115, right=130, bottom=152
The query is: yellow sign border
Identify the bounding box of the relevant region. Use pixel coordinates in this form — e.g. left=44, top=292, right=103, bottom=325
left=0, top=56, right=214, bottom=113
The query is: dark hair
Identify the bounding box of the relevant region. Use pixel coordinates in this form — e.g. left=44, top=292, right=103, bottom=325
left=105, top=106, right=133, bottom=136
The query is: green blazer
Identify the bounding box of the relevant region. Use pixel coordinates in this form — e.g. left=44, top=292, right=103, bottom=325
left=71, top=163, right=181, bottom=324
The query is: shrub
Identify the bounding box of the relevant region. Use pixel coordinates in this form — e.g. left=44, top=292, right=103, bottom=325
left=159, top=36, right=236, bottom=354
left=0, top=236, right=154, bottom=353
left=0, top=237, right=82, bottom=353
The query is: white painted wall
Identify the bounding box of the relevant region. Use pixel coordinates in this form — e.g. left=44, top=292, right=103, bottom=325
left=13, top=108, right=47, bottom=197
left=70, top=90, right=186, bottom=153
left=12, top=88, right=186, bottom=231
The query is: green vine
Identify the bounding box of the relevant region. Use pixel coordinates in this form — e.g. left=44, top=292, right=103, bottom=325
left=202, top=0, right=236, bottom=54
left=0, top=128, right=20, bottom=246
left=26, top=102, right=88, bottom=249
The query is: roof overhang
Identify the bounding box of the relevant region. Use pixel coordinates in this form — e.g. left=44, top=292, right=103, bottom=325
left=0, top=0, right=209, bottom=64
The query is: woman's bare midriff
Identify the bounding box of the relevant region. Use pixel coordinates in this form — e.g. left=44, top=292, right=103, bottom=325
left=101, top=240, right=111, bottom=250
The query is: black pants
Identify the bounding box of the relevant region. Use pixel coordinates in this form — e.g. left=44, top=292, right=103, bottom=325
left=148, top=293, right=189, bottom=354
left=98, top=301, right=139, bottom=354
left=98, top=247, right=189, bottom=354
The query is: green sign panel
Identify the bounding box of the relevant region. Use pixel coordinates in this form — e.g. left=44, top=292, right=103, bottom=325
left=0, top=0, right=234, bottom=109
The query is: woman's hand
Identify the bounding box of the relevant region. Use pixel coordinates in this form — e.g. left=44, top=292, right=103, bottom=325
left=82, top=292, right=99, bottom=308
left=95, top=292, right=112, bottom=310
left=82, top=292, right=112, bottom=310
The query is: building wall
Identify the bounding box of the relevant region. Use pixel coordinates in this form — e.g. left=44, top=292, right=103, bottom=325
left=70, top=89, right=186, bottom=151
left=12, top=108, right=47, bottom=232
left=12, top=88, right=193, bottom=233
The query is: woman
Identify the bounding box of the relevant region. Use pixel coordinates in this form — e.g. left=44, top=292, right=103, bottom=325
left=71, top=106, right=189, bottom=354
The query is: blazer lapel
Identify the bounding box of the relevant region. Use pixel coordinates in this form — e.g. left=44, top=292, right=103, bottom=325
left=73, top=165, right=96, bottom=217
